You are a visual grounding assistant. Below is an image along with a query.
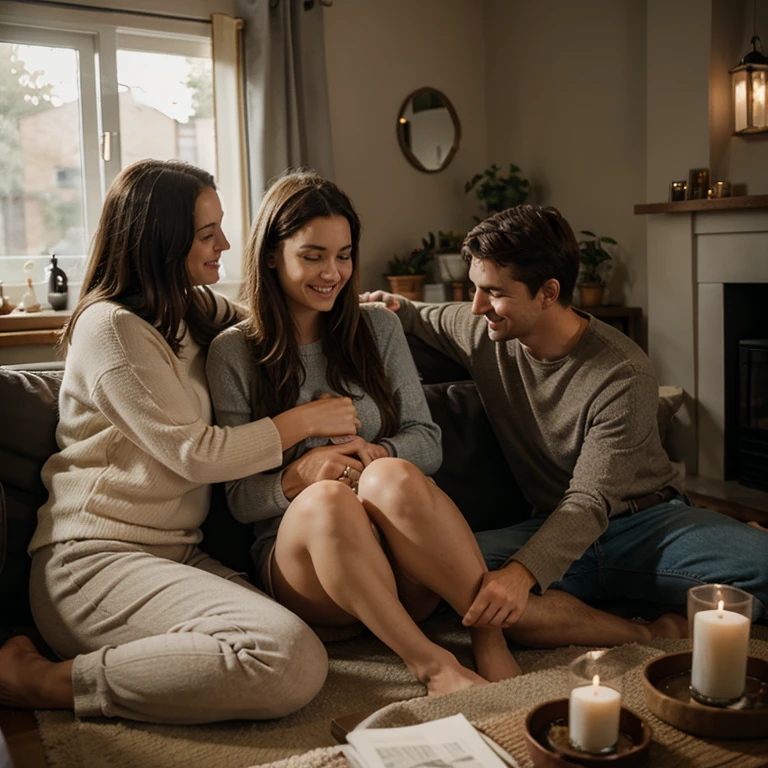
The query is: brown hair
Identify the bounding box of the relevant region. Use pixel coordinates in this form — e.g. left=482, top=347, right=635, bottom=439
left=462, top=205, right=580, bottom=306
left=241, top=170, right=398, bottom=439
left=62, top=159, right=235, bottom=354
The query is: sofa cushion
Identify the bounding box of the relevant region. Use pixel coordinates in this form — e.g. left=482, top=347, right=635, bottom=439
left=406, top=334, right=469, bottom=384
left=423, top=380, right=531, bottom=532
left=0, top=368, right=63, bottom=627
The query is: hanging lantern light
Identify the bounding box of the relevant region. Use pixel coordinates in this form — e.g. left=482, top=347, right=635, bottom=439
left=730, top=33, right=768, bottom=134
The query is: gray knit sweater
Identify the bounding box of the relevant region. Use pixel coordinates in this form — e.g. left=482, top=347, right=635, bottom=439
left=394, top=299, right=684, bottom=592
left=206, top=304, right=442, bottom=570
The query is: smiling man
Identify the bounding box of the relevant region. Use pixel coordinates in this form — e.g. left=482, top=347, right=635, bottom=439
left=362, top=205, right=768, bottom=646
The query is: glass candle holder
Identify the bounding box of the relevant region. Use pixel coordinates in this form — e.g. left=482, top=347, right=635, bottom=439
left=568, top=649, right=628, bottom=754
left=688, top=584, right=753, bottom=706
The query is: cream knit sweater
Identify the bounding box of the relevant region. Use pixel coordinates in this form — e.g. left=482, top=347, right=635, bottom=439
left=29, top=299, right=283, bottom=554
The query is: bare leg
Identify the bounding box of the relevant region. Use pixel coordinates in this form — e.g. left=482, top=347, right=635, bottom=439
left=504, top=589, right=687, bottom=648
left=358, top=459, right=521, bottom=682
left=271, top=481, right=487, bottom=696
left=0, top=636, right=74, bottom=709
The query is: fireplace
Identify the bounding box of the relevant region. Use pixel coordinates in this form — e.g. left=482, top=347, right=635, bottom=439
left=739, top=339, right=768, bottom=491
left=646, top=207, right=768, bottom=482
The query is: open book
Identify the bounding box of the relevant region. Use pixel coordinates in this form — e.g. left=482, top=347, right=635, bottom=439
left=341, top=713, right=521, bottom=768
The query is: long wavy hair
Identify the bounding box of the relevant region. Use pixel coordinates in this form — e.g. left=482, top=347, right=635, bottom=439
left=61, top=159, right=235, bottom=354
left=241, top=170, right=398, bottom=440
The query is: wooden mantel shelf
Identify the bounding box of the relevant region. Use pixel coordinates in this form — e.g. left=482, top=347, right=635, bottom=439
left=634, top=195, right=768, bottom=214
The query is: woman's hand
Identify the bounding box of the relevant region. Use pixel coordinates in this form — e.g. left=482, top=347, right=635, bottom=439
left=282, top=438, right=374, bottom=500
left=273, top=396, right=361, bottom=451
left=365, top=442, right=389, bottom=461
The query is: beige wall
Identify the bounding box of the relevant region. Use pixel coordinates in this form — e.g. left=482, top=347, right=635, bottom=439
left=710, top=0, right=768, bottom=195
left=323, top=0, right=487, bottom=292
left=646, top=0, right=711, bottom=203
left=483, top=0, right=648, bottom=312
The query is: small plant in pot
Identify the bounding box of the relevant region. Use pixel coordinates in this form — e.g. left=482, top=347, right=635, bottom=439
left=435, top=230, right=467, bottom=283
left=577, top=231, right=616, bottom=308
left=386, top=233, right=435, bottom=301
left=465, top=163, right=530, bottom=222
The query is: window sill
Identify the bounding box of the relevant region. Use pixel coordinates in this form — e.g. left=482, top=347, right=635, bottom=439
left=0, top=310, right=70, bottom=347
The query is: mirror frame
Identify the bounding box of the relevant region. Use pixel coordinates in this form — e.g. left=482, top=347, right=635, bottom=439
left=396, top=86, right=461, bottom=174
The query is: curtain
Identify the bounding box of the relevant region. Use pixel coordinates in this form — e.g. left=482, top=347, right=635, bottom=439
left=236, top=0, right=336, bottom=217
left=212, top=14, right=249, bottom=280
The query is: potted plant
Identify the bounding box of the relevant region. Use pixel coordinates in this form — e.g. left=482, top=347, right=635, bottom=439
left=465, top=163, right=530, bottom=221
left=435, top=230, right=467, bottom=282
left=577, top=231, right=617, bottom=307
left=386, top=233, right=435, bottom=300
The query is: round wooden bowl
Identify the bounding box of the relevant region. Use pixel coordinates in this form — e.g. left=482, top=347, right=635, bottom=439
left=642, top=651, right=768, bottom=740
left=525, top=698, right=652, bottom=767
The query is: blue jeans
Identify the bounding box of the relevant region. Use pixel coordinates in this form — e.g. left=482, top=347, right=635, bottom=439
left=475, top=496, right=768, bottom=621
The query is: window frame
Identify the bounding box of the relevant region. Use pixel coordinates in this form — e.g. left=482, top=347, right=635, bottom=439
left=0, top=1, right=244, bottom=304
left=0, top=22, right=104, bottom=256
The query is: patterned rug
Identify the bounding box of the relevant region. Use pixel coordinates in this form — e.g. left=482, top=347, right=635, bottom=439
left=35, top=620, right=768, bottom=768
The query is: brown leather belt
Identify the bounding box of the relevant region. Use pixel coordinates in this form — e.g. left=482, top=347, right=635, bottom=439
left=624, top=486, right=678, bottom=515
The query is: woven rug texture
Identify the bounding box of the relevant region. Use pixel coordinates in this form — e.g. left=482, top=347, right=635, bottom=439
left=35, top=620, right=768, bottom=768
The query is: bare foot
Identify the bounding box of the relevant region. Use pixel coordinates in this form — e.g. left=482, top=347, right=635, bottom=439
left=471, top=628, right=522, bottom=682
left=646, top=612, right=688, bottom=640
left=414, top=647, right=489, bottom=696
left=747, top=521, right=768, bottom=532
left=425, top=663, right=489, bottom=697
left=0, top=635, right=74, bottom=709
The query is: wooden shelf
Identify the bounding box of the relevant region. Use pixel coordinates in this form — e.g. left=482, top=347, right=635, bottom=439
left=634, top=195, right=768, bottom=215
left=0, top=309, right=71, bottom=332
left=0, top=329, right=61, bottom=348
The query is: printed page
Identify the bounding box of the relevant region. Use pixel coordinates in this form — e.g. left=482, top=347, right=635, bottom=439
left=343, top=713, right=511, bottom=768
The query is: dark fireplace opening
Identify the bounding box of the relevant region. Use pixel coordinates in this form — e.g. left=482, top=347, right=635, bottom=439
left=723, top=284, right=768, bottom=484
left=739, top=340, right=768, bottom=491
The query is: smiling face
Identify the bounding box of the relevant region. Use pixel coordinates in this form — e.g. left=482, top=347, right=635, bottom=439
left=185, top=186, right=230, bottom=286
left=469, top=257, right=550, bottom=343
left=271, top=215, right=354, bottom=330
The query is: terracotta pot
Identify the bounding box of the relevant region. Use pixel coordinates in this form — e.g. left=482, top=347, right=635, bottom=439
left=386, top=274, right=426, bottom=301
left=579, top=283, right=605, bottom=308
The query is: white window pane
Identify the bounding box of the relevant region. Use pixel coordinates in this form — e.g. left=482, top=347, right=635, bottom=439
left=0, top=41, right=87, bottom=283
left=116, top=50, right=216, bottom=176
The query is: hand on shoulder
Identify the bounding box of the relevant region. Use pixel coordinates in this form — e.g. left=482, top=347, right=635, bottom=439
left=359, top=291, right=400, bottom=311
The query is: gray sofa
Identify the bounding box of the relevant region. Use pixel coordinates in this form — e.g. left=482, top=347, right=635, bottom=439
left=0, top=338, right=531, bottom=634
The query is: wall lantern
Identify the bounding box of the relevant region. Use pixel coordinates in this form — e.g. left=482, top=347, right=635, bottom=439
left=730, top=34, right=768, bottom=134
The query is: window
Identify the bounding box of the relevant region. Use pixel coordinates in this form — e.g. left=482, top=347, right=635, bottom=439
left=0, top=3, right=245, bottom=305
left=56, top=169, right=80, bottom=189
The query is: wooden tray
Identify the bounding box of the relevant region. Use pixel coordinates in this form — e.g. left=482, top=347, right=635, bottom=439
left=525, top=698, right=651, bottom=767
left=643, top=651, right=768, bottom=739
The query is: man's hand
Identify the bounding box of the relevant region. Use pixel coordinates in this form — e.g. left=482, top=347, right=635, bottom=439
left=359, top=291, right=400, bottom=311
left=462, top=561, right=537, bottom=628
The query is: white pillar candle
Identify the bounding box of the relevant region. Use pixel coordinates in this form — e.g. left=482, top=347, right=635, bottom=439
left=691, top=600, right=751, bottom=701
left=569, top=675, right=621, bottom=753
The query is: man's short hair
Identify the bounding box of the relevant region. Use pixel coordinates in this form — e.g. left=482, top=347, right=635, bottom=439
left=461, top=205, right=580, bottom=306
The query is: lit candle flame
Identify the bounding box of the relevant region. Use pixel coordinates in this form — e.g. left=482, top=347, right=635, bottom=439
left=717, top=600, right=724, bottom=617
left=592, top=674, right=600, bottom=694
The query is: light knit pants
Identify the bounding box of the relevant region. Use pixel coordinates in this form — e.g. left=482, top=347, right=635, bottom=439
left=30, top=540, right=328, bottom=724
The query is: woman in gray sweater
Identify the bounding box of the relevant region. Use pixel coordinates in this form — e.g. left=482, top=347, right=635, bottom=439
left=207, top=171, right=520, bottom=695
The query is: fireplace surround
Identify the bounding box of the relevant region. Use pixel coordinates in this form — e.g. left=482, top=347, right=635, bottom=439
left=646, top=206, right=768, bottom=483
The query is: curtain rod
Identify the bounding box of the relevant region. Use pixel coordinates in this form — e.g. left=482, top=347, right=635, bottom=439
left=14, top=0, right=212, bottom=25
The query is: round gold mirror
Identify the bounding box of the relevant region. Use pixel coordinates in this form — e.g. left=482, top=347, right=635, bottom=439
left=396, top=87, right=461, bottom=173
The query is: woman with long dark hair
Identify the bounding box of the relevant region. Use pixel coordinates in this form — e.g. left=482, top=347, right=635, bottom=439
left=207, top=171, right=521, bottom=695
left=0, top=160, right=360, bottom=723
